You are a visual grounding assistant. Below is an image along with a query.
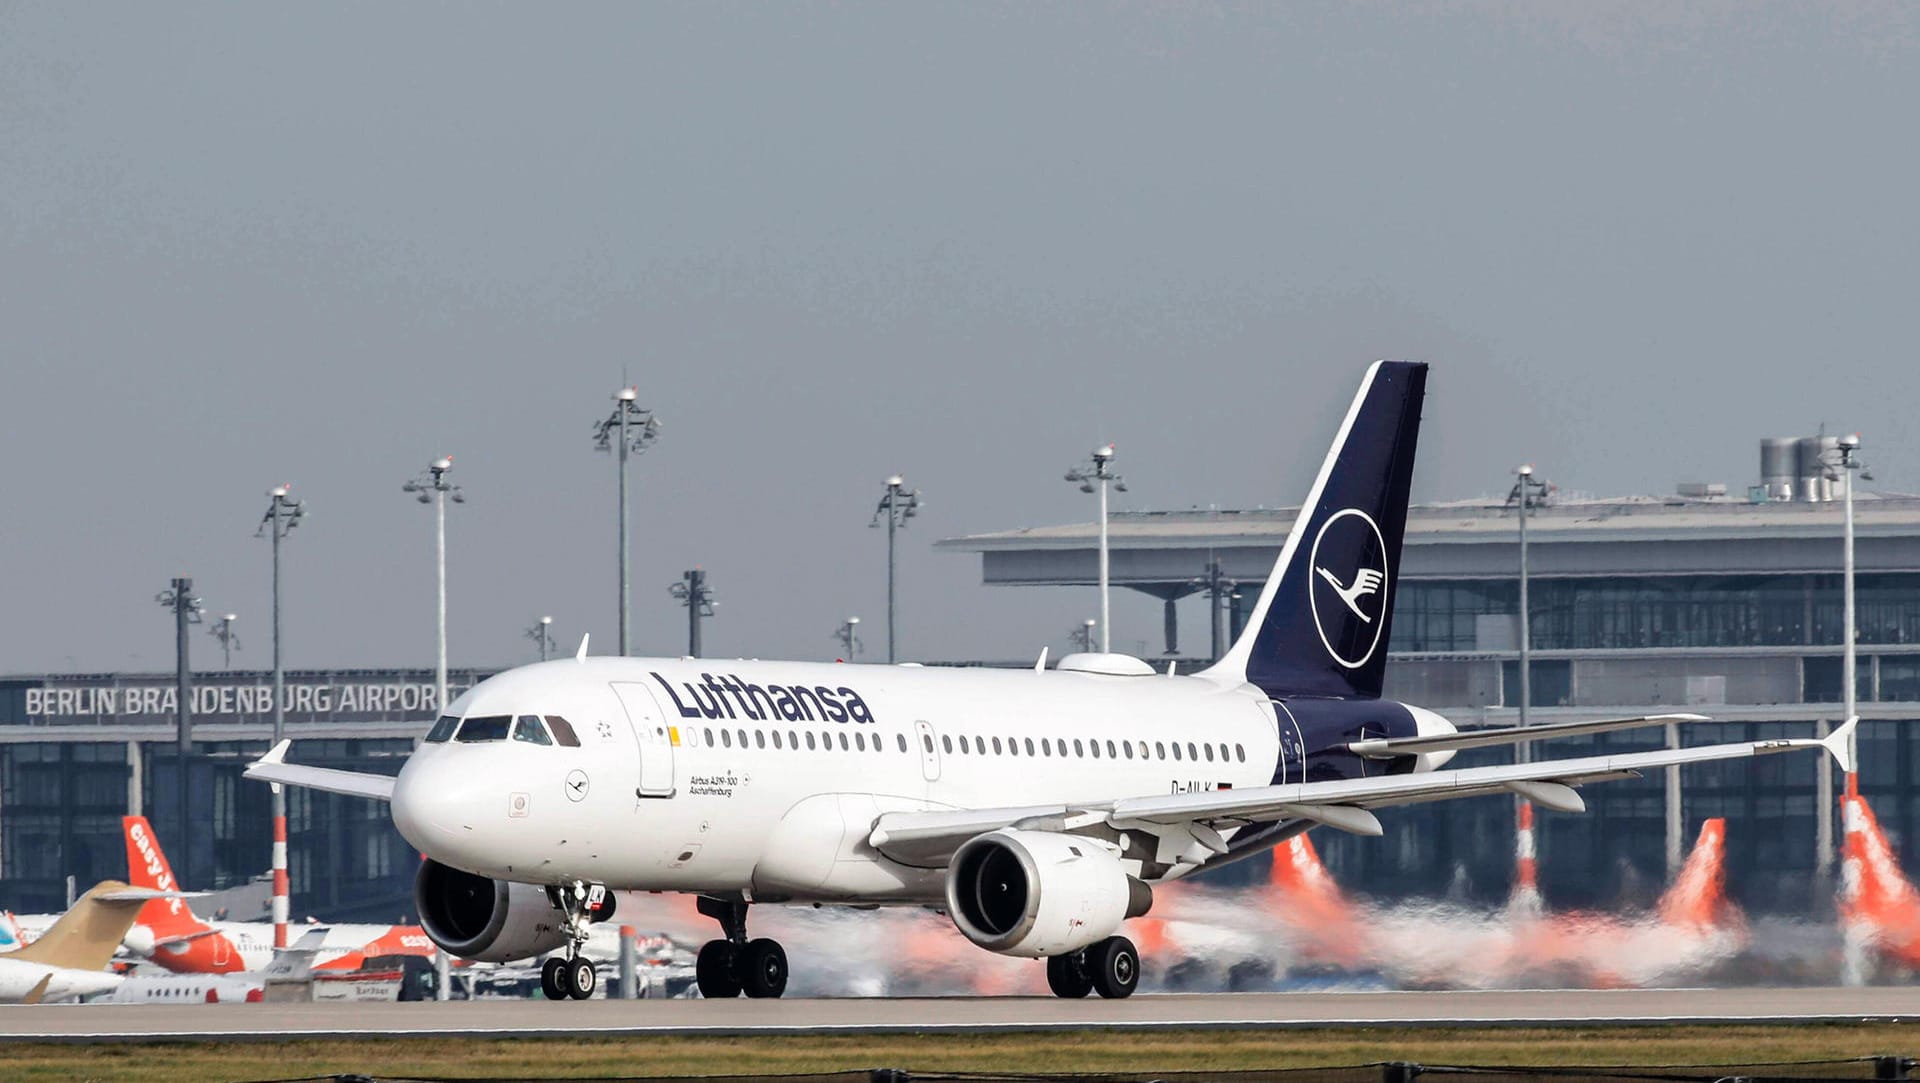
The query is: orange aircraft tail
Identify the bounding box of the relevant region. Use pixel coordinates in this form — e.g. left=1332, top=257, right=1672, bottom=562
left=1507, top=800, right=1544, bottom=917
left=122, top=816, right=204, bottom=939
left=1656, top=817, right=1734, bottom=929
left=1840, top=777, right=1920, bottom=970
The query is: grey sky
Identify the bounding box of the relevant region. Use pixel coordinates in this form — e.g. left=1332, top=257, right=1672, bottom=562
left=3, top=3, right=1916, bottom=673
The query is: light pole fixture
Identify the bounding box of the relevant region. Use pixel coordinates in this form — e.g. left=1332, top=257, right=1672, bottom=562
left=1072, top=618, right=1097, bottom=654
left=668, top=568, right=717, bottom=658
left=593, top=387, right=661, bottom=658
left=255, top=482, right=304, bottom=949
left=1504, top=465, right=1549, bottom=745
left=870, top=475, right=922, bottom=663
left=154, top=577, right=203, bottom=894
left=1190, top=559, right=1239, bottom=662
left=1065, top=444, right=1125, bottom=654
left=209, top=613, right=241, bottom=669
left=526, top=615, right=556, bottom=662
left=833, top=616, right=863, bottom=661
left=402, top=457, right=463, bottom=717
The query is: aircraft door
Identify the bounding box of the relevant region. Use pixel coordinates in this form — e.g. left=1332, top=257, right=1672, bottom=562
left=212, top=934, right=231, bottom=968
left=612, top=683, right=677, bottom=798
left=913, top=720, right=941, bottom=782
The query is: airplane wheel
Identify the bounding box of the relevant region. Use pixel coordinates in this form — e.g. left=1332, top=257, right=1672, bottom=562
left=1089, top=936, right=1139, bottom=999
left=540, top=957, right=570, bottom=1000
left=696, top=940, right=742, bottom=999
left=567, top=958, right=597, bottom=1001
left=1045, top=953, right=1092, bottom=999
left=738, top=938, right=788, bottom=999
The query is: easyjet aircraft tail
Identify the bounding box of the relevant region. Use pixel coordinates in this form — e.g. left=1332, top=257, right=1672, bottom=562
left=1205, top=360, right=1427, bottom=699
left=122, top=815, right=204, bottom=939
left=1841, top=778, right=1920, bottom=969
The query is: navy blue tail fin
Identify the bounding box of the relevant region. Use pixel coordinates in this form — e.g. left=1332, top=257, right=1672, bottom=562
left=1204, top=361, right=1427, bottom=699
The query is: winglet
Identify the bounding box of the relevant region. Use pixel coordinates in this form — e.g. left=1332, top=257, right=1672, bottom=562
left=1034, top=647, right=1048, bottom=673
left=260, top=739, right=291, bottom=766
left=576, top=633, right=590, bottom=662
left=1824, top=716, right=1860, bottom=774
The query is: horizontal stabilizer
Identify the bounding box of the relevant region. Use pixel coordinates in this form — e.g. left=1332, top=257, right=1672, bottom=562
left=1348, top=713, right=1708, bottom=759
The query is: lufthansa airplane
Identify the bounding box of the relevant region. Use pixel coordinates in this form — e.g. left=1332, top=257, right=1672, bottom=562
left=247, top=362, right=1857, bottom=1002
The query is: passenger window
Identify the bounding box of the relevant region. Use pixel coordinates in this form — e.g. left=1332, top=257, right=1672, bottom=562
left=922, top=734, right=934, bottom=753
left=1073, top=739, right=1084, bottom=757
left=806, top=732, right=817, bottom=750
left=942, top=735, right=953, bottom=754
left=1106, top=740, right=1117, bottom=758
left=425, top=715, right=460, bottom=743
left=456, top=715, right=511, bottom=742
left=722, top=730, right=733, bottom=748
left=1090, top=740, right=1101, bottom=759
left=897, top=734, right=908, bottom=752
left=1172, top=743, right=1182, bottom=761
left=1187, top=742, right=1198, bottom=760
left=992, top=737, right=1003, bottom=755
left=512, top=715, right=553, bottom=746
left=1008, top=738, right=1019, bottom=757
left=703, top=727, right=715, bottom=746
left=1022, top=738, right=1034, bottom=756
left=754, top=731, right=766, bottom=749
left=1123, top=741, right=1133, bottom=760
left=737, top=729, right=747, bottom=748
left=1235, top=743, right=1246, bottom=762
left=856, top=732, right=867, bottom=751
left=772, top=731, right=783, bottom=749
left=838, top=733, right=849, bottom=751
left=1203, top=743, right=1214, bottom=762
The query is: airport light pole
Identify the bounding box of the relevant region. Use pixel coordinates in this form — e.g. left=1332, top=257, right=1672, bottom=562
left=1824, top=433, right=1869, bottom=893
left=594, top=387, right=662, bottom=658
left=257, top=484, right=305, bottom=949
left=155, top=578, right=203, bottom=890
left=668, top=569, right=716, bottom=658
left=870, top=476, right=922, bottom=663
left=1505, top=465, right=1548, bottom=754
left=526, top=616, right=556, bottom=662
left=209, top=613, right=241, bottom=669
left=403, top=458, right=463, bottom=716
left=1066, top=446, right=1125, bottom=654
left=833, top=616, right=862, bottom=661
left=1072, top=618, right=1097, bottom=654
left=1191, top=559, right=1238, bottom=662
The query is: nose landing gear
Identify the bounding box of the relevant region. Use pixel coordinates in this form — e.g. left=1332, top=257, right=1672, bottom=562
left=694, top=895, right=789, bottom=999
left=541, top=880, right=612, bottom=1001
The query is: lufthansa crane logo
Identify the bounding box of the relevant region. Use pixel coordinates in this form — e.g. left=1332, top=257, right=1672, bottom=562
left=1307, top=508, right=1390, bottom=669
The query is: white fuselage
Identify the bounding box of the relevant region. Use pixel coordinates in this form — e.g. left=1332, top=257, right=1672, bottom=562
left=0, top=957, right=121, bottom=1003
left=393, top=657, right=1285, bottom=903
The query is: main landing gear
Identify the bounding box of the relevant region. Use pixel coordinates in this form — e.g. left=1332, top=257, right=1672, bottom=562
left=541, top=880, right=614, bottom=1001
left=694, top=895, right=788, bottom=999
left=1045, top=935, right=1139, bottom=999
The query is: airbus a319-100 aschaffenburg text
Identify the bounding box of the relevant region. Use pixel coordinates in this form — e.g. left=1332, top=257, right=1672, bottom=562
left=248, top=362, right=1858, bottom=1002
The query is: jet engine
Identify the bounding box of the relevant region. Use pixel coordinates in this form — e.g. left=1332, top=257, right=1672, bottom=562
left=944, top=829, right=1152, bottom=957
left=414, top=860, right=571, bottom=963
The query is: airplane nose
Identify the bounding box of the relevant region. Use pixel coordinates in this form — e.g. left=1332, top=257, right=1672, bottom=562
left=391, top=753, right=484, bottom=860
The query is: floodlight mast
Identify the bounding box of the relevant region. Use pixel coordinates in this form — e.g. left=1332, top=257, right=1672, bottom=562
left=668, top=569, right=717, bottom=658
left=256, top=483, right=304, bottom=948
left=833, top=616, right=862, bottom=660
left=402, top=458, right=463, bottom=719
left=526, top=615, right=556, bottom=662
left=154, top=577, right=203, bottom=899
left=1065, top=445, right=1125, bottom=654
left=871, top=476, right=922, bottom=663
left=210, top=614, right=241, bottom=669
left=593, top=387, right=661, bottom=658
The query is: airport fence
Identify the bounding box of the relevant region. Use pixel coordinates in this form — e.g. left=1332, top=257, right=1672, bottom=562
left=268, top=1056, right=1918, bottom=1083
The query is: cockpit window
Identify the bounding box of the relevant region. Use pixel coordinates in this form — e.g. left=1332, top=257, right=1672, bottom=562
left=455, top=715, right=511, bottom=742
left=544, top=716, right=581, bottom=747
left=424, top=715, right=460, bottom=743
left=512, top=715, right=553, bottom=746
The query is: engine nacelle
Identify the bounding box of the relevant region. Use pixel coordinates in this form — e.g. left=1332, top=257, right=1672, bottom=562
left=414, top=860, right=571, bottom=963
left=944, top=829, right=1152, bottom=958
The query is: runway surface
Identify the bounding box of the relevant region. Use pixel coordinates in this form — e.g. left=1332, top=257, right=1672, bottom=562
left=3, top=987, right=1917, bottom=1042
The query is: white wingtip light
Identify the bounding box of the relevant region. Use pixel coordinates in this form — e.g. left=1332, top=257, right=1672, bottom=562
left=1823, top=716, right=1860, bottom=774
left=576, top=633, right=590, bottom=662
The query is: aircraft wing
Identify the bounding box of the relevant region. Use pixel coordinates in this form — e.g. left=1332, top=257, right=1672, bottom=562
left=243, top=740, right=397, bottom=801
left=1346, top=713, right=1707, bottom=759
left=867, top=719, right=1857, bottom=868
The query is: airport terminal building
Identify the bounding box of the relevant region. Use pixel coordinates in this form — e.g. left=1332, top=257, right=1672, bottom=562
left=939, top=447, right=1920, bottom=912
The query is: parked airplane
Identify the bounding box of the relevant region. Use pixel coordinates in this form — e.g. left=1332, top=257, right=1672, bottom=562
left=0, top=881, right=164, bottom=1003
left=120, top=816, right=436, bottom=974
left=1840, top=772, right=1919, bottom=978
left=248, top=361, right=1858, bottom=1002
left=106, top=928, right=328, bottom=1004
